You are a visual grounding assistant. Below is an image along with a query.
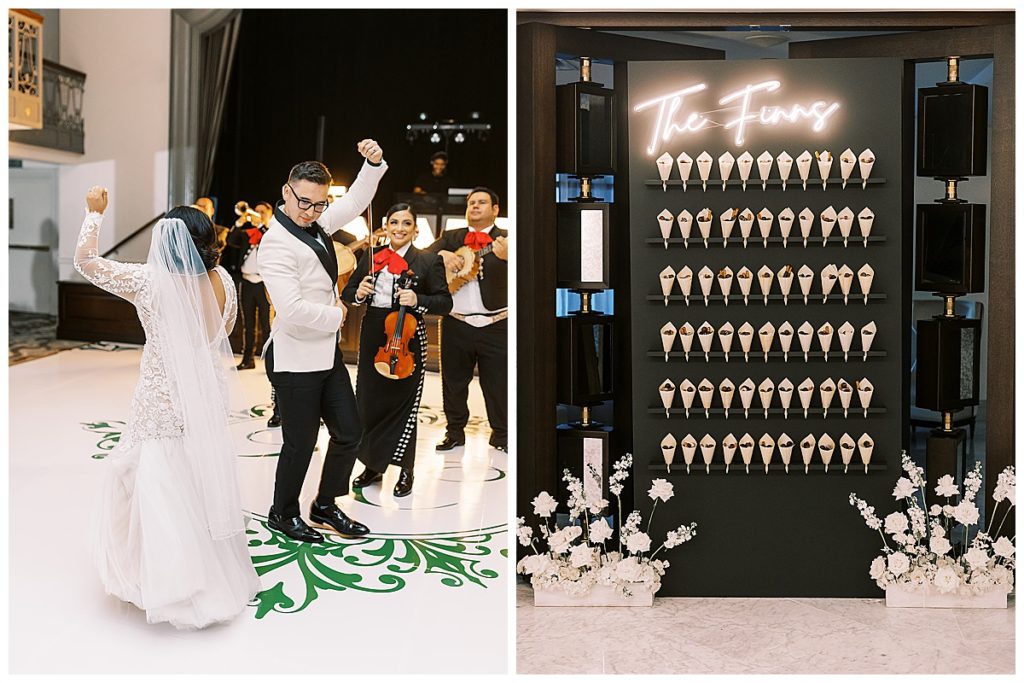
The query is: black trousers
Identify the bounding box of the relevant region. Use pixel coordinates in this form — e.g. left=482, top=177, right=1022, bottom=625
left=240, top=279, right=271, bottom=362
left=440, top=317, right=507, bottom=446
left=265, top=343, right=362, bottom=519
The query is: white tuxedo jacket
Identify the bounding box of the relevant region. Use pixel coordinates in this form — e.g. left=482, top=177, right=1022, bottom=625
left=259, top=159, right=387, bottom=372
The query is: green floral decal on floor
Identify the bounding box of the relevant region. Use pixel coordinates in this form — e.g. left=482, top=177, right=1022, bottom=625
left=81, top=421, right=126, bottom=459
left=247, top=520, right=506, bottom=618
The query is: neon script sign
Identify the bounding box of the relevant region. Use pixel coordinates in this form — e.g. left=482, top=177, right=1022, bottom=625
left=634, top=79, right=841, bottom=154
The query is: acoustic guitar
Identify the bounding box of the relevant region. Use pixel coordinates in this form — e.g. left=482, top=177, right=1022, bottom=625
left=333, top=228, right=387, bottom=290
left=447, top=242, right=500, bottom=294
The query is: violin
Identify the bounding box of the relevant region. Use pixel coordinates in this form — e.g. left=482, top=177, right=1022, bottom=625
left=373, top=269, right=417, bottom=380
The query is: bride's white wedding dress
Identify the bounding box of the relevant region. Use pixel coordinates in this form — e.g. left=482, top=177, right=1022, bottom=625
left=75, top=211, right=260, bottom=629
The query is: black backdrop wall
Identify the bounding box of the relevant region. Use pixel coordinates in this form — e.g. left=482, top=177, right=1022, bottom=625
left=208, top=9, right=507, bottom=225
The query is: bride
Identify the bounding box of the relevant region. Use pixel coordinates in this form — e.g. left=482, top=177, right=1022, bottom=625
left=75, top=186, right=260, bottom=629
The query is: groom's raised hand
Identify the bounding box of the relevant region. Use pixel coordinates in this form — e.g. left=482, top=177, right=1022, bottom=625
left=357, top=139, right=384, bottom=165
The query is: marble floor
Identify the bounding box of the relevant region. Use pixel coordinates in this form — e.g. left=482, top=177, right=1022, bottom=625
left=9, top=345, right=509, bottom=674
left=516, top=583, right=1014, bottom=674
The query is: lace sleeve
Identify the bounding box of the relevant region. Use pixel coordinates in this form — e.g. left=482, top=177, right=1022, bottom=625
left=217, top=267, right=238, bottom=336
left=73, top=211, right=148, bottom=302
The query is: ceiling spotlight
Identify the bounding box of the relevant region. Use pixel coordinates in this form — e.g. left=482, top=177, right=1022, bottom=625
left=419, top=112, right=428, bottom=121
left=470, top=111, right=480, bottom=120
left=430, top=132, right=441, bottom=144
left=454, top=132, right=465, bottom=143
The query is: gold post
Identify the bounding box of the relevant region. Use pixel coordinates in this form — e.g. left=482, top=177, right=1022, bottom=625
left=945, top=179, right=958, bottom=201
left=579, top=176, right=592, bottom=200
left=943, top=411, right=953, bottom=432
left=943, top=295, right=956, bottom=318
left=580, top=56, right=592, bottom=83
left=579, top=292, right=592, bottom=313
left=581, top=406, right=591, bottom=427
left=946, top=56, right=960, bottom=83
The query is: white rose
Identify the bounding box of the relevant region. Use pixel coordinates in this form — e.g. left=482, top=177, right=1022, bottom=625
left=989, top=564, right=1012, bottom=588
left=532, top=491, right=558, bottom=518
left=884, top=512, right=909, bottom=536
left=570, top=544, right=595, bottom=568
left=887, top=551, right=910, bottom=577
left=929, top=536, right=952, bottom=556
left=952, top=501, right=980, bottom=526
left=517, top=525, right=533, bottom=547
left=933, top=565, right=960, bottom=593
left=964, top=547, right=990, bottom=571
left=588, top=497, right=609, bottom=515
left=616, top=557, right=643, bottom=583
left=589, top=517, right=614, bottom=544
left=992, top=536, right=1015, bottom=559
left=869, top=556, right=887, bottom=581
left=929, top=505, right=942, bottom=516
left=892, top=477, right=916, bottom=500
left=647, top=478, right=674, bottom=503
left=934, top=474, right=958, bottom=498
left=625, top=531, right=652, bottom=555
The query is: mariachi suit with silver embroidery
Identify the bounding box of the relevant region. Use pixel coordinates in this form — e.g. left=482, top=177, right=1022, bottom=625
left=342, top=245, right=452, bottom=470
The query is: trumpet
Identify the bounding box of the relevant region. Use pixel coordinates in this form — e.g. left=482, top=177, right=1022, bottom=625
left=234, top=200, right=261, bottom=227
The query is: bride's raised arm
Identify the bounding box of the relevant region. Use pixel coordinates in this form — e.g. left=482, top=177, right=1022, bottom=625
left=73, top=186, right=148, bottom=303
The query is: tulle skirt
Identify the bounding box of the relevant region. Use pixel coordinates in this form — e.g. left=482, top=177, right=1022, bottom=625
left=92, top=437, right=261, bottom=629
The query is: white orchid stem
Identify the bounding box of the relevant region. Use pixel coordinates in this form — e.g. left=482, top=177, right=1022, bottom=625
left=992, top=503, right=1014, bottom=541
left=647, top=499, right=658, bottom=535
left=986, top=499, right=999, bottom=536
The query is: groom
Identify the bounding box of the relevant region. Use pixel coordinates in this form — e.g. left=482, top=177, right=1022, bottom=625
left=259, top=139, right=386, bottom=543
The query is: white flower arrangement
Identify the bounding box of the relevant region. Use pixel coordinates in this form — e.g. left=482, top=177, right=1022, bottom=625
left=517, top=453, right=697, bottom=598
left=850, top=451, right=1015, bottom=597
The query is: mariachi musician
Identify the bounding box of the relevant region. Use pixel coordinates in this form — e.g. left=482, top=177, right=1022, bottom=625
left=342, top=203, right=452, bottom=497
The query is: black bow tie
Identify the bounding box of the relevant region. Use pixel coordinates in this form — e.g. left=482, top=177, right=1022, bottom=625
left=303, top=224, right=319, bottom=238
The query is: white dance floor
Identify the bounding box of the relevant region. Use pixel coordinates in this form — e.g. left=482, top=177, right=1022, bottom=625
left=9, top=345, right=508, bottom=674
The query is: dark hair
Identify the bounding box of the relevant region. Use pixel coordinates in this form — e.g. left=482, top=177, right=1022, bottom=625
left=386, top=202, right=418, bottom=224
left=164, top=205, right=219, bottom=271
left=288, top=161, right=332, bottom=186
left=468, top=186, right=499, bottom=207
left=430, top=151, right=448, bottom=163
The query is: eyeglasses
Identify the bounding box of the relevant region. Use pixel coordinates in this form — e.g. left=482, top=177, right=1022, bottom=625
left=286, top=183, right=331, bottom=213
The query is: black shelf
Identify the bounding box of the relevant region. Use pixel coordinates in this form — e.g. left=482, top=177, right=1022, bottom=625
left=648, top=293, right=886, bottom=305
left=647, top=462, right=889, bottom=475
left=646, top=236, right=886, bottom=248
left=645, top=177, right=887, bottom=190
left=647, top=407, right=886, bottom=419
left=648, top=350, right=886, bottom=362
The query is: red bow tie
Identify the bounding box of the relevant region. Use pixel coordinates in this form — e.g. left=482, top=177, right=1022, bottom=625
left=372, top=248, right=408, bottom=275
left=246, top=227, right=264, bottom=246
left=464, top=230, right=493, bottom=251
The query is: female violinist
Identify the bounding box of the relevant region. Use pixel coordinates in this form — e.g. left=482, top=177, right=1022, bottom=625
left=342, top=203, right=452, bottom=497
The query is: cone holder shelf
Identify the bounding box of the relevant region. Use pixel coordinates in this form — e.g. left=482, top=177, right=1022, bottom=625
left=645, top=178, right=887, bottom=190
left=646, top=236, right=886, bottom=247
left=647, top=462, right=888, bottom=475
left=647, top=293, right=887, bottom=305
left=647, top=350, right=887, bottom=362
left=647, top=407, right=886, bottom=418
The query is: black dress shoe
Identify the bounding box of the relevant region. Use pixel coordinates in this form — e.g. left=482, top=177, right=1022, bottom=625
left=394, top=468, right=414, bottom=497
left=309, top=501, right=370, bottom=537
left=352, top=467, right=383, bottom=489
left=237, top=359, right=256, bottom=370
left=492, top=443, right=508, bottom=453
left=267, top=508, right=324, bottom=544
left=435, top=435, right=465, bottom=451
left=266, top=410, right=281, bottom=428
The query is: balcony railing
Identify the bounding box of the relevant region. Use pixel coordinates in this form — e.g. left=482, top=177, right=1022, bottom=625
left=9, top=59, right=85, bottom=153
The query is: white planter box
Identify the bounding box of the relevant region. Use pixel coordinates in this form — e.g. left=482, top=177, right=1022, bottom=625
left=886, top=585, right=1008, bottom=609
left=533, top=583, right=654, bottom=607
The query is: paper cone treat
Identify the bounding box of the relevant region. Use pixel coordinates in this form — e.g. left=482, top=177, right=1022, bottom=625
left=758, top=266, right=774, bottom=306
left=737, top=267, right=754, bottom=306
left=739, top=379, right=756, bottom=419
left=800, top=434, right=816, bottom=474
left=778, top=321, right=795, bottom=361
left=758, top=378, right=775, bottom=419
left=681, top=434, right=697, bottom=473
left=840, top=432, right=856, bottom=473
left=660, top=266, right=676, bottom=306
left=778, top=378, right=795, bottom=418
left=676, top=266, right=693, bottom=306
left=698, top=379, right=715, bottom=418
left=858, top=433, right=874, bottom=473
left=837, top=207, right=855, bottom=247
left=700, top=434, right=717, bottom=474
left=718, top=151, right=735, bottom=191
left=676, top=152, right=693, bottom=192
left=738, top=208, right=754, bottom=247
left=840, top=148, right=856, bottom=189
left=816, top=150, right=833, bottom=190
left=739, top=434, right=755, bottom=474
left=798, top=208, right=814, bottom=248
left=717, top=266, right=734, bottom=306
left=820, top=205, right=838, bottom=246
left=838, top=378, right=854, bottom=418
left=796, top=150, right=813, bottom=191
left=738, top=321, right=754, bottom=361
left=697, top=208, right=714, bottom=248
left=798, top=321, right=814, bottom=361
left=858, top=207, right=874, bottom=247
left=722, top=433, right=738, bottom=474
left=778, top=265, right=795, bottom=304
left=717, top=320, right=734, bottom=362
left=778, top=433, right=794, bottom=473
left=719, top=208, right=738, bottom=247
left=659, top=379, right=676, bottom=418
left=798, top=377, right=815, bottom=418
left=820, top=377, right=836, bottom=418
left=758, top=321, right=775, bottom=362
left=698, top=266, right=715, bottom=306
left=677, top=209, right=694, bottom=249
left=757, top=151, right=773, bottom=190
left=696, top=151, right=713, bottom=191
left=737, top=151, right=754, bottom=191
left=759, top=433, right=776, bottom=474
left=818, top=322, right=834, bottom=362
left=656, top=152, right=674, bottom=191
left=818, top=433, right=836, bottom=473
left=820, top=263, right=839, bottom=304
left=777, top=151, right=794, bottom=191
left=661, top=433, right=677, bottom=473
left=679, top=321, right=695, bottom=360
left=679, top=380, right=697, bottom=418
left=838, top=321, right=855, bottom=361
left=860, top=321, right=876, bottom=361
left=838, top=264, right=855, bottom=304
left=719, top=377, right=735, bottom=418
left=697, top=321, right=715, bottom=361
left=660, top=321, right=677, bottom=361
left=797, top=264, right=815, bottom=304
left=658, top=209, right=674, bottom=249
left=857, top=378, right=874, bottom=418
left=858, top=264, right=874, bottom=305
left=757, top=208, right=774, bottom=247
left=859, top=148, right=875, bottom=189
left=778, top=208, right=795, bottom=247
